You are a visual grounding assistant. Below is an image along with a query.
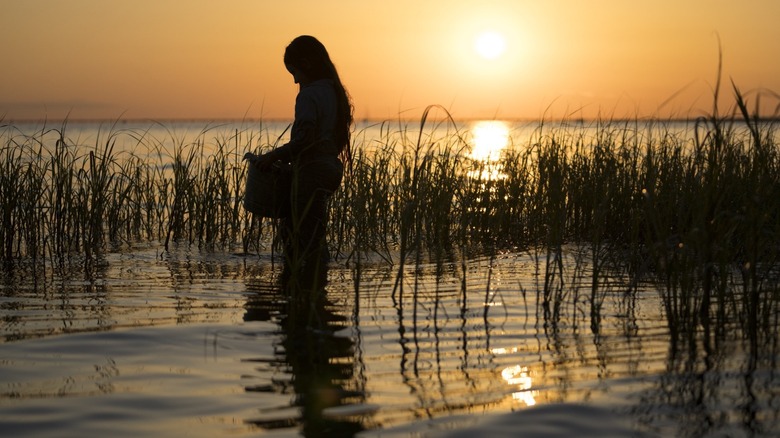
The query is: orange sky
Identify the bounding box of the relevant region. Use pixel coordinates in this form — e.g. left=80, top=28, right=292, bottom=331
left=2, top=0, right=779, bottom=121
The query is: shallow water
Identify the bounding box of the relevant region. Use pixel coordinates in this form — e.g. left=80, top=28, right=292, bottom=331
left=2, top=245, right=778, bottom=437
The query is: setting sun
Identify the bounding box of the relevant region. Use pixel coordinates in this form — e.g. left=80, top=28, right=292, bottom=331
left=2, top=1, right=779, bottom=121
left=474, top=31, right=507, bottom=60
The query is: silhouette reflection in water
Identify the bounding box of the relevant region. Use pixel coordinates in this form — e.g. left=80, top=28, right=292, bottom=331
left=243, top=264, right=366, bottom=437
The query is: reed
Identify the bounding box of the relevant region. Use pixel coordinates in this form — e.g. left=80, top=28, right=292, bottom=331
left=2, top=85, right=779, bottom=345
left=0, top=120, right=276, bottom=271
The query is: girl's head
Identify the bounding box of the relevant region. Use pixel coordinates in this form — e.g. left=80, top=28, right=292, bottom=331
left=284, top=35, right=354, bottom=162
left=284, top=35, right=332, bottom=83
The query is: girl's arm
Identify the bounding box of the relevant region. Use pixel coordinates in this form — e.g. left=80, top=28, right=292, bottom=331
left=255, top=91, right=317, bottom=168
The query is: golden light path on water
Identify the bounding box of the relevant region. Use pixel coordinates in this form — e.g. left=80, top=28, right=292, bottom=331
left=501, top=365, right=538, bottom=406
left=471, top=120, right=537, bottom=409
left=469, top=120, right=511, bottom=180
left=470, top=120, right=510, bottom=161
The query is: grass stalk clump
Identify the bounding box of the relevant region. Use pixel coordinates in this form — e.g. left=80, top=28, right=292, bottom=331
left=0, top=121, right=278, bottom=271
left=1, top=85, right=779, bottom=345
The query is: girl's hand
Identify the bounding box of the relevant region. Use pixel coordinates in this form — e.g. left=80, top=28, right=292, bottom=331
left=244, top=151, right=278, bottom=171
left=252, top=152, right=277, bottom=170
left=242, top=152, right=257, bottom=162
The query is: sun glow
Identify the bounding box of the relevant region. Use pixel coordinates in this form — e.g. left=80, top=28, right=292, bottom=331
left=474, top=31, right=507, bottom=60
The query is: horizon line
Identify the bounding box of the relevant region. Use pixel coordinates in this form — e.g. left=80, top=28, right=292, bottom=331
left=5, top=115, right=779, bottom=125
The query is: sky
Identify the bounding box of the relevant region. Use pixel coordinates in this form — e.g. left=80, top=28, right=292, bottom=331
left=2, top=0, right=779, bottom=121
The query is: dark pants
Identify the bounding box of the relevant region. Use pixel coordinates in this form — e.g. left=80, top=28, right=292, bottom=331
left=281, top=156, right=343, bottom=287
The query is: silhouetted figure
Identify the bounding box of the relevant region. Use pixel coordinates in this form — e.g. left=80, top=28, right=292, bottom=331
left=245, top=35, right=353, bottom=301
left=244, top=264, right=365, bottom=437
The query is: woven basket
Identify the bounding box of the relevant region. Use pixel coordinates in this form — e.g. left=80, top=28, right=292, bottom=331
left=243, top=162, right=291, bottom=218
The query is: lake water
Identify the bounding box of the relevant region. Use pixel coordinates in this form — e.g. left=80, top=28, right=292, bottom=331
left=1, top=119, right=778, bottom=437
left=4, top=116, right=770, bottom=159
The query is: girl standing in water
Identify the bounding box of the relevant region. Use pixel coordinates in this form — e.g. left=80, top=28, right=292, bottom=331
left=247, top=35, right=353, bottom=289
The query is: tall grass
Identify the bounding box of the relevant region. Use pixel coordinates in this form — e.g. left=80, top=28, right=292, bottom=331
left=2, top=86, right=779, bottom=343
left=0, top=121, right=277, bottom=272
left=330, top=92, right=779, bottom=343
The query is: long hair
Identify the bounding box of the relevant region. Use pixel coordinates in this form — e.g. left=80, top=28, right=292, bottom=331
left=284, top=35, right=353, bottom=165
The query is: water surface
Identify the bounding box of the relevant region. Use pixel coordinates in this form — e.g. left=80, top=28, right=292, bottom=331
left=3, top=243, right=777, bottom=437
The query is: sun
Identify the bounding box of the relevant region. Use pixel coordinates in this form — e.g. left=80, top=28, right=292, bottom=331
left=474, top=31, right=507, bottom=60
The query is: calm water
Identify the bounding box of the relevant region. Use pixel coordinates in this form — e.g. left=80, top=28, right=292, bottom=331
left=1, top=120, right=779, bottom=437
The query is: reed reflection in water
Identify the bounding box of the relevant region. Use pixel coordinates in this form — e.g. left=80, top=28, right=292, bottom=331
left=0, top=243, right=778, bottom=436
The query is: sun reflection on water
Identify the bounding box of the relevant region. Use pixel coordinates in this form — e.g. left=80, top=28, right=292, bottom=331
left=470, top=120, right=510, bottom=162
left=469, top=120, right=510, bottom=180
left=501, top=365, right=537, bottom=406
